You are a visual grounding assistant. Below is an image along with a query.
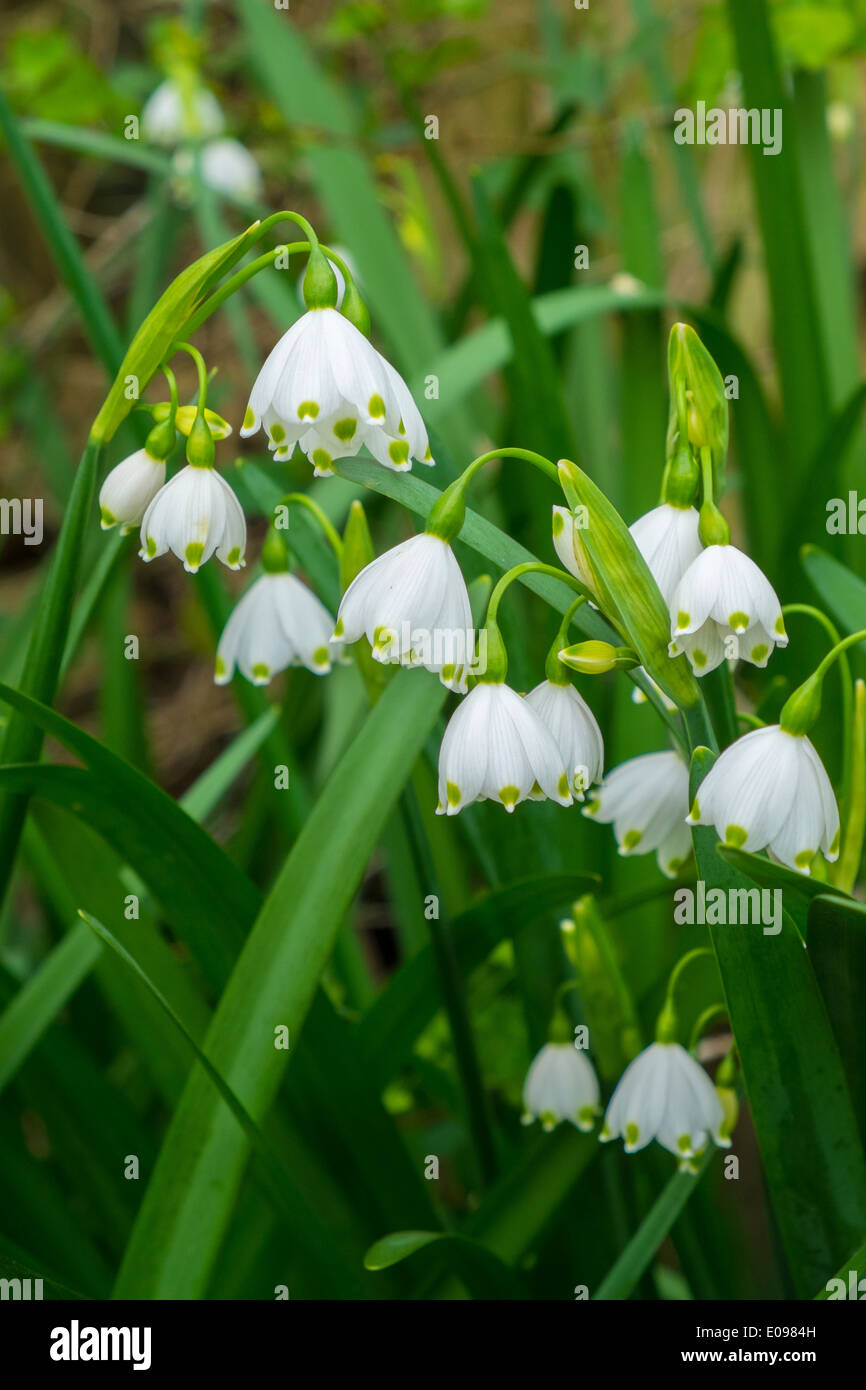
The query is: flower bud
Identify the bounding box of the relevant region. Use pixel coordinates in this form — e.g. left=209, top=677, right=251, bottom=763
left=558, top=640, right=637, bottom=674
left=186, top=412, right=216, bottom=468
left=667, top=323, right=728, bottom=498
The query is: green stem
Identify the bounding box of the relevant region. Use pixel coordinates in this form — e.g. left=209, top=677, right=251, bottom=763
left=836, top=679, right=865, bottom=894
left=783, top=603, right=852, bottom=796
left=183, top=240, right=355, bottom=337
left=689, top=1004, right=729, bottom=1052
left=277, top=493, right=344, bottom=563
left=174, top=342, right=209, bottom=412
left=486, top=562, right=585, bottom=627
left=399, top=786, right=498, bottom=1189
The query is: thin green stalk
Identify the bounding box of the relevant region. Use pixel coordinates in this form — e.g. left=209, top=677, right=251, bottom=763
left=400, top=786, right=499, bottom=1189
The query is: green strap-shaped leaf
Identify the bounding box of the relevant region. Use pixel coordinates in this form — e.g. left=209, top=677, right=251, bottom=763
left=364, top=1230, right=526, bottom=1300
left=113, top=667, right=447, bottom=1299
left=809, top=894, right=866, bottom=1153
left=689, top=747, right=866, bottom=1296
left=717, top=843, right=852, bottom=937
left=801, top=545, right=866, bottom=637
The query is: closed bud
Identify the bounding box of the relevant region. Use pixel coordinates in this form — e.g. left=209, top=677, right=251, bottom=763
left=666, top=324, right=728, bottom=499
left=558, top=640, right=637, bottom=674
left=303, top=244, right=339, bottom=310
left=186, top=412, right=216, bottom=468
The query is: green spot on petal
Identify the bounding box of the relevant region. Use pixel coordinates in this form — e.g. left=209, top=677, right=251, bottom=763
left=251, top=663, right=270, bottom=681
left=298, top=400, right=319, bottom=420
left=388, top=439, right=410, bottom=465
left=334, top=417, right=357, bottom=442
left=576, top=1106, right=596, bottom=1131
left=751, top=643, right=768, bottom=662
left=499, top=784, right=520, bottom=807
left=312, top=645, right=329, bottom=668
left=725, top=824, right=748, bottom=847
left=677, top=1133, right=692, bottom=1153
left=441, top=663, right=455, bottom=680
left=100, top=505, right=116, bottom=528
left=333, top=618, right=345, bottom=638
left=774, top=616, right=787, bottom=636
left=829, top=829, right=840, bottom=855
left=226, top=547, right=242, bottom=567
left=794, top=849, right=815, bottom=869
left=368, top=393, right=386, bottom=419
left=625, top=1122, right=639, bottom=1148
left=728, top=610, right=749, bottom=631
left=552, top=511, right=564, bottom=536
left=243, top=406, right=255, bottom=430
left=677, top=610, right=690, bottom=629
left=214, top=657, right=226, bottom=677
left=622, top=828, right=642, bottom=850
left=693, top=648, right=707, bottom=667
left=689, top=798, right=701, bottom=820
left=446, top=781, right=461, bottom=807
left=557, top=772, right=569, bottom=798
left=269, top=423, right=286, bottom=444
left=312, top=448, right=332, bottom=472
left=145, top=536, right=157, bottom=557
left=185, top=542, right=204, bottom=570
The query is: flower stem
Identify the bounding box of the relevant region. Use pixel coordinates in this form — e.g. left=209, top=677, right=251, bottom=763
left=689, top=1004, right=729, bottom=1053
left=181, top=239, right=356, bottom=337
left=783, top=603, right=853, bottom=796
left=486, top=562, right=586, bottom=627
left=425, top=448, right=560, bottom=541
left=399, top=784, right=499, bottom=1189
left=174, top=341, right=209, bottom=412
left=277, top=492, right=344, bottom=563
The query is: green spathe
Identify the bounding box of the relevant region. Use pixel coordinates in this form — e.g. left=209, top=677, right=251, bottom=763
left=557, top=458, right=700, bottom=710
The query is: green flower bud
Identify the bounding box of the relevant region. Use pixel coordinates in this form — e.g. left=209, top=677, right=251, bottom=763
left=666, top=324, right=729, bottom=500
left=780, top=672, right=822, bottom=736
left=303, top=245, right=339, bottom=310
left=186, top=412, right=215, bottom=468
left=558, top=640, right=638, bottom=674
left=148, top=402, right=232, bottom=440
left=557, top=457, right=701, bottom=710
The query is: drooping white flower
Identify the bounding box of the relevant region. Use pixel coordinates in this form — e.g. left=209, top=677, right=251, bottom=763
left=629, top=503, right=702, bottom=607
left=335, top=532, right=472, bottom=691
left=215, top=572, right=340, bottom=684
left=99, top=449, right=166, bottom=532
left=551, top=505, right=594, bottom=592
left=669, top=544, right=788, bottom=675
left=601, top=1042, right=728, bottom=1166
left=139, top=465, right=246, bottom=573
left=173, top=138, right=263, bottom=202
left=584, top=749, right=692, bottom=877
left=688, top=724, right=840, bottom=873
left=522, top=1043, right=600, bottom=1132
left=436, top=681, right=574, bottom=815
left=142, top=79, right=224, bottom=145
left=240, top=308, right=433, bottom=477
left=525, top=680, right=603, bottom=799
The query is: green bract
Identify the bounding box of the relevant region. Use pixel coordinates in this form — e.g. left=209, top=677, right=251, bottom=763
left=556, top=458, right=701, bottom=710
left=90, top=221, right=263, bottom=445
left=666, top=323, right=729, bottom=500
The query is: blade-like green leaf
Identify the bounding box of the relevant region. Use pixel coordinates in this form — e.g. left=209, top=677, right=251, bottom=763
left=690, top=747, right=866, bottom=1296
left=364, top=1230, right=525, bottom=1300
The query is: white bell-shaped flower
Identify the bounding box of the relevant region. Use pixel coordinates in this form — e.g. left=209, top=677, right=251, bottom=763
left=335, top=532, right=473, bottom=692
left=99, top=448, right=166, bottom=533
left=688, top=724, right=840, bottom=873
left=669, top=544, right=787, bottom=675
left=522, top=1043, right=600, bottom=1132
left=525, top=679, right=604, bottom=799
left=584, top=749, right=692, bottom=877
left=601, top=1042, right=728, bottom=1165
left=173, top=138, right=263, bottom=202
left=215, top=572, right=340, bottom=684
left=629, top=503, right=702, bottom=606
left=436, top=681, right=574, bottom=815
left=240, top=308, right=432, bottom=477
left=142, top=79, right=225, bottom=146
left=139, top=465, right=246, bottom=574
